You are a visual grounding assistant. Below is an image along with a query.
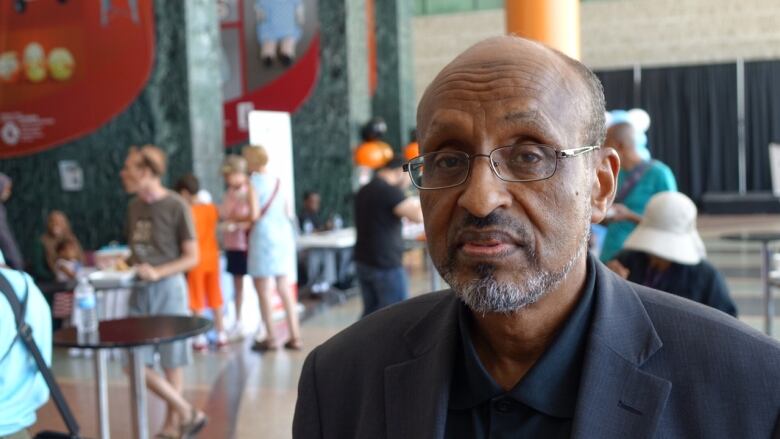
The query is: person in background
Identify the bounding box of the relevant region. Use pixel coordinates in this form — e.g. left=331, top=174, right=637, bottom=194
left=120, top=145, right=207, bottom=437
left=219, top=155, right=256, bottom=340
left=35, top=211, right=84, bottom=283
left=353, top=157, right=423, bottom=317
left=607, top=192, right=737, bottom=316
left=599, top=122, right=677, bottom=262
left=298, top=191, right=328, bottom=233
left=176, top=174, right=229, bottom=351
left=298, top=190, right=337, bottom=294
left=0, top=252, right=52, bottom=439
left=53, top=239, right=82, bottom=283
left=0, top=173, right=23, bottom=271
left=243, top=145, right=302, bottom=351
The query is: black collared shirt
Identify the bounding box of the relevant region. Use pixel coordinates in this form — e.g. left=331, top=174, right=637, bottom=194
left=444, top=256, right=597, bottom=439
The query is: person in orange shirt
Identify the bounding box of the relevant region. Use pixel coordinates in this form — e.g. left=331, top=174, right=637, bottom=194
left=175, top=174, right=228, bottom=350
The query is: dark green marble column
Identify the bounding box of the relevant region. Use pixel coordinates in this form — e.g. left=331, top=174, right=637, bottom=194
left=185, top=0, right=225, bottom=199
left=291, top=0, right=369, bottom=222
left=0, top=0, right=222, bottom=267
left=372, top=0, right=416, bottom=152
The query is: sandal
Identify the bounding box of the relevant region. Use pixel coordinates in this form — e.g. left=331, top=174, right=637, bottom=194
left=284, top=338, right=303, bottom=351
left=251, top=337, right=280, bottom=352
left=180, top=407, right=208, bottom=438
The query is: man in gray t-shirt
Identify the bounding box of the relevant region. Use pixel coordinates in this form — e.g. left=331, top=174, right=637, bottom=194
left=120, top=145, right=207, bottom=437
left=127, top=193, right=195, bottom=267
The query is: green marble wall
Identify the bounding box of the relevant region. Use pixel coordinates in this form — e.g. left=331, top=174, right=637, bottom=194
left=288, top=0, right=370, bottom=222
left=0, top=0, right=204, bottom=268
left=186, top=0, right=225, bottom=200
left=372, top=0, right=416, bottom=152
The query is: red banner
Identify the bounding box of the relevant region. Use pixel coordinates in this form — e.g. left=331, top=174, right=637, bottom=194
left=0, top=0, right=155, bottom=158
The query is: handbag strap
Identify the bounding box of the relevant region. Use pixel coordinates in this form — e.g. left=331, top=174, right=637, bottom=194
left=615, top=160, right=653, bottom=204
left=259, top=178, right=281, bottom=219
left=0, top=272, right=81, bottom=438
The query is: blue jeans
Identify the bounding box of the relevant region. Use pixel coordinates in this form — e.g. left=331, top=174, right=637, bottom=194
left=356, top=263, right=408, bottom=317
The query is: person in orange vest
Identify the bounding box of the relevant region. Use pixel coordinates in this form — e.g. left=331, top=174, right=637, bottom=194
left=175, top=174, right=228, bottom=351
left=354, top=117, right=394, bottom=185
left=404, top=128, right=419, bottom=162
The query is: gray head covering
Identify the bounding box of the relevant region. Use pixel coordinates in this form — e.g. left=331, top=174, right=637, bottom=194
left=0, top=173, right=10, bottom=196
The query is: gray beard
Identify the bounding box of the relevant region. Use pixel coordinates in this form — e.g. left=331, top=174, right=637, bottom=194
left=442, top=223, right=590, bottom=315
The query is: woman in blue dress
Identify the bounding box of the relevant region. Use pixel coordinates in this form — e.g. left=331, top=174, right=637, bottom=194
left=243, top=145, right=302, bottom=351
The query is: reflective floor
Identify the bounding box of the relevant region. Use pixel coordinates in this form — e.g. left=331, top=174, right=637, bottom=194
left=31, top=214, right=780, bottom=438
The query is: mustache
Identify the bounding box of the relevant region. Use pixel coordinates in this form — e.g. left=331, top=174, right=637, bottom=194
left=443, top=211, right=536, bottom=272
left=458, top=211, right=531, bottom=239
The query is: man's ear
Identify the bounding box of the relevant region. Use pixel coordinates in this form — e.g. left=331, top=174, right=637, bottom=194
left=590, top=148, right=620, bottom=223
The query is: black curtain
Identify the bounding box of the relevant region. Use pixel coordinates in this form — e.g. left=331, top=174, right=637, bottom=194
left=745, top=60, right=780, bottom=192
left=639, top=63, right=739, bottom=203
left=595, top=69, right=635, bottom=110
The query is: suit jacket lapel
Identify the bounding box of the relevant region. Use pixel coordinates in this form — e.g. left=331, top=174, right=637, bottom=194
left=385, top=293, right=460, bottom=439
left=572, top=261, right=672, bottom=439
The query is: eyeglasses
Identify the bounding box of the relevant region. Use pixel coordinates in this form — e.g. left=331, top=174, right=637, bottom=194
left=402, top=144, right=600, bottom=190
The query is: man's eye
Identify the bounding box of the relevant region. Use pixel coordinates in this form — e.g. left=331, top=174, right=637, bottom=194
left=511, top=152, right=543, bottom=165
left=433, top=155, right=463, bottom=169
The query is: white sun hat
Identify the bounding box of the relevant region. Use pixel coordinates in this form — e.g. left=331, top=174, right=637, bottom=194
left=622, top=191, right=706, bottom=265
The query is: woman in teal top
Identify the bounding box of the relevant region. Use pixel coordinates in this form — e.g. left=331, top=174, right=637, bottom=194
left=600, top=122, right=678, bottom=262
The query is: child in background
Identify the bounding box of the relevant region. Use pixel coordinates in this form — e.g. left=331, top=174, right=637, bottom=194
left=175, top=174, right=228, bottom=350
left=219, top=155, right=255, bottom=339
left=54, top=238, right=82, bottom=282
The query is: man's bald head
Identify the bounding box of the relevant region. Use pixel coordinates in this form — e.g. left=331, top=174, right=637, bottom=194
left=418, top=36, right=606, bottom=149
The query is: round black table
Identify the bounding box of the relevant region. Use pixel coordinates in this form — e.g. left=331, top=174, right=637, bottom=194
left=721, top=232, right=780, bottom=336
left=54, top=316, right=212, bottom=439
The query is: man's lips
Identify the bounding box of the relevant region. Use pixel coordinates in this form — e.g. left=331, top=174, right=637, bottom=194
left=456, top=230, right=522, bottom=258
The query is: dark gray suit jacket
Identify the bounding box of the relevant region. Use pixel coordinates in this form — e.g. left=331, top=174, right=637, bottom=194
left=293, top=261, right=780, bottom=438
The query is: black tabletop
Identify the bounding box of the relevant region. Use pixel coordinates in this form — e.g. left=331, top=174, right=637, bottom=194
left=721, top=232, right=780, bottom=243
left=53, top=316, right=213, bottom=349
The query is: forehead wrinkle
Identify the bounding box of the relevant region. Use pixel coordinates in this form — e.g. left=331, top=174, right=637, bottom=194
left=422, top=108, right=475, bottom=143
left=431, top=86, right=545, bottom=103
left=503, top=109, right=565, bottom=147
left=427, top=74, right=554, bottom=108
left=430, top=66, right=558, bottom=97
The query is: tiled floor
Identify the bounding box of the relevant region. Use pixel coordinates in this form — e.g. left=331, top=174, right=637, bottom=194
left=31, top=215, right=780, bottom=438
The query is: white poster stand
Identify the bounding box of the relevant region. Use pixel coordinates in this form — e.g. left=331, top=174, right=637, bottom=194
left=769, top=143, right=780, bottom=197
left=248, top=110, right=296, bottom=214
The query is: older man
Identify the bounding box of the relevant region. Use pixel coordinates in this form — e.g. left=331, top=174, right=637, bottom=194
left=293, top=37, right=780, bottom=438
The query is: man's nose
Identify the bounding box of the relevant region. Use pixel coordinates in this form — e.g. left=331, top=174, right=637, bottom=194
left=456, top=156, right=512, bottom=218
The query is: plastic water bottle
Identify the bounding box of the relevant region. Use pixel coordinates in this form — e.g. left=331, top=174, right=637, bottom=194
left=74, top=277, right=98, bottom=336
left=332, top=214, right=343, bottom=230
left=303, top=219, right=314, bottom=235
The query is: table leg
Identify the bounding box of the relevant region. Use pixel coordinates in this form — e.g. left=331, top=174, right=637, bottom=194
left=94, top=349, right=110, bottom=439
left=762, top=242, right=774, bottom=336
left=128, top=348, right=149, bottom=439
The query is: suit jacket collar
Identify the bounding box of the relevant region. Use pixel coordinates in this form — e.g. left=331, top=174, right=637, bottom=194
left=384, top=257, right=671, bottom=439
left=571, top=260, right=670, bottom=439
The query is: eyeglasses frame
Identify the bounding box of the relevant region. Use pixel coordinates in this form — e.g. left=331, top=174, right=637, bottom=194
left=401, top=144, right=601, bottom=190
